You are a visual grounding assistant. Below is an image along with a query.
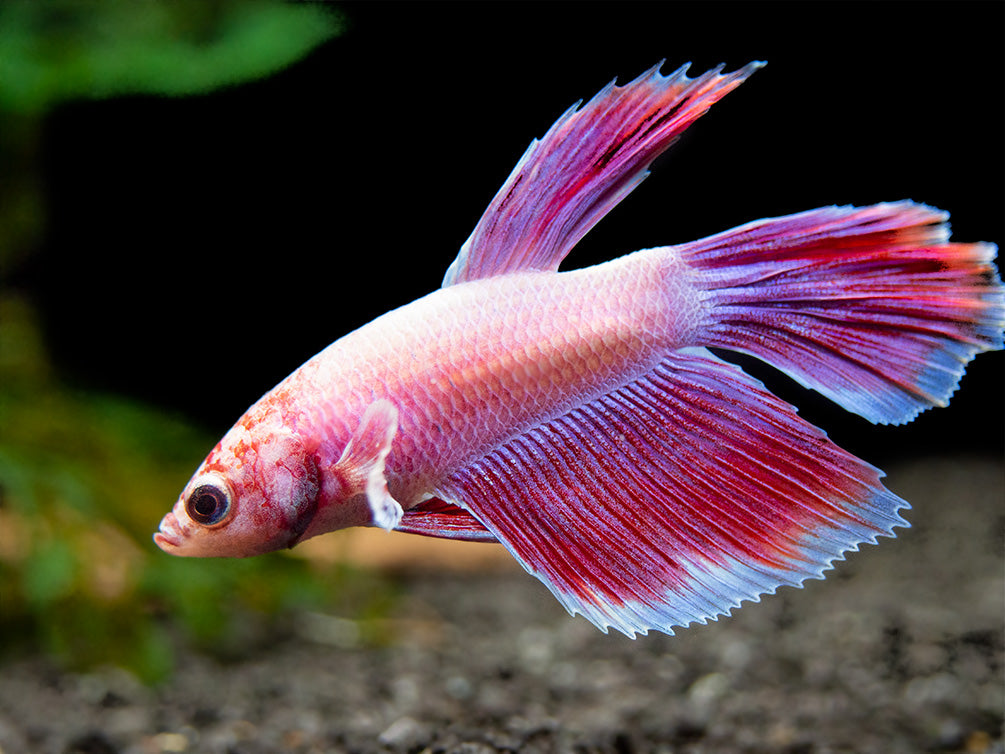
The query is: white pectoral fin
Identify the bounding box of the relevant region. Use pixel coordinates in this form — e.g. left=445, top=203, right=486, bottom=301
left=366, top=465, right=403, bottom=531
left=335, top=399, right=403, bottom=531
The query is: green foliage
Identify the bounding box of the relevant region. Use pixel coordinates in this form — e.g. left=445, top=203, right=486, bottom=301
left=0, top=0, right=342, bottom=113
left=0, top=2, right=368, bottom=684
left=0, top=0, right=341, bottom=280
left=0, top=297, right=395, bottom=684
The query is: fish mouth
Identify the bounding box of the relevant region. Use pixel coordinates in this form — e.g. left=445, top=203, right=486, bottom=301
left=153, top=530, right=179, bottom=550
left=154, top=511, right=185, bottom=552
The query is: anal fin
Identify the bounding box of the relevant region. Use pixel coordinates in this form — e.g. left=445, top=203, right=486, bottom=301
left=437, top=348, right=908, bottom=636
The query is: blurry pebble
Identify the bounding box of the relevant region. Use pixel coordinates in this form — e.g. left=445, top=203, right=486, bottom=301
left=965, top=730, right=993, bottom=753
left=298, top=612, right=360, bottom=648
left=504, top=715, right=559, bottom=737
left=905, top=641, right=946, bottom=676
left=448, top=743, right=496, bottom=754
left=445, top=675, right=472, bottom=700
left=720, top=639, right=752, bottom=671
left=202, top=720, right=257, bottom=751
left=655, top=654, right=684, bottom=684
left=74, top=668, right=145, bottom=708
left=518, top=627, right=554, bottom=672
left=904, top=672, right=963, bottom=707
left=548, top=661, right=578, bottom=692
left=378, top=716, right=430, bottom=750
left=685, top=672, right=729, bottom=724
left=766, top=722, right=797, bottom=747
left=936, top=719, right=965, bottom=750
left=281, top=729, right=307, bottom=749
left=149, top=732, right=188, bottom=753
left=687, top=672, right=728, bottom=706
left=231, top=720, right=257, bottom=740
left=483, top=728, right=524, bottom=750
left=105, top=707, right=149, bottom=740
left=391, top=676, right=420, bottom=708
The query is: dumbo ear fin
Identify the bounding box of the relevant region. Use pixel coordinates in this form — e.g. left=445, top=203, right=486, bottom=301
left=334, top=399, right=403, bottom=530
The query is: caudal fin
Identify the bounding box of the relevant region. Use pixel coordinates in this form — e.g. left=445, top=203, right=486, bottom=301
left=684, top=202, right=1005, bottom=425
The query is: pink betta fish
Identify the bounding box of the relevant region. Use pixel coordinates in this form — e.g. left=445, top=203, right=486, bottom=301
left=155, top=62, right=1004, bottom=636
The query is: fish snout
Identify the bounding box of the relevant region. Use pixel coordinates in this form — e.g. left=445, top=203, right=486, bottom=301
left=153, top=507, right=187, bottom=553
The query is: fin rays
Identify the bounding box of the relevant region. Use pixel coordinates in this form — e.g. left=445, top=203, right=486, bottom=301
left=395, top=497, right=497, bottom=542
left=444, top=61, right=763, bottom=286
left=687, top=202, right=1005, bottom=424
left=440, top=349, right=908, bottom=636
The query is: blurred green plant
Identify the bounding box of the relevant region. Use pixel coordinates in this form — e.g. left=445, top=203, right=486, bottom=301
left=0, top=0, right=342, bottom=276
left=0, top=296, right=398, bottom=684
left=0, top=1, right=400, bottom=685
left=0, top=0, right=341, bottom=112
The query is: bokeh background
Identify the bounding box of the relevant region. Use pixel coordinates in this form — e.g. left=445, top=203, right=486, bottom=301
left=10, top=2, right=1003, bottom=455
left=0, top=2, right=1001, bottom=750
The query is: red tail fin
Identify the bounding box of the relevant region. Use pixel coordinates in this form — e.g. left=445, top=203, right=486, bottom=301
left=684, top=202, right=1004, bottom=425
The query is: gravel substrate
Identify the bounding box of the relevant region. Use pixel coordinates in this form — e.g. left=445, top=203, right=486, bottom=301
left=0, top=456, right=1001, bottom=754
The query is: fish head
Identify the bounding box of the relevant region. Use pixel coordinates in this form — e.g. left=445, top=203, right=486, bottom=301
left=155, top=416, right=320, bottom=557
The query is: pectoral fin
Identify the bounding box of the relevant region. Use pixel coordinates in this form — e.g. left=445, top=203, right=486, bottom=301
left=334, top=399, right=403, bottom=531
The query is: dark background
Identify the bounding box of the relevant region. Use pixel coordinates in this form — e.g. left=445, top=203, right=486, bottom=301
left=15, top=1, right=1004, bottom=464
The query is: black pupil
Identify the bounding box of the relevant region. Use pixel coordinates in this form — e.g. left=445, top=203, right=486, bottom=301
left=187, top=484, right=229, bottom=525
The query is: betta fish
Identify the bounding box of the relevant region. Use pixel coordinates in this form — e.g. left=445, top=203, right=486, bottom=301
left=155, top=62, right=1004, bottom=636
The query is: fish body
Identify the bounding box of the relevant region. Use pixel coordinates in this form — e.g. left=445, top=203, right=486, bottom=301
left=161, top=250, right=691, bottom=551
left=299, top=252, right=690, bottom=494
left=156, top=62, right=1004, bottom=636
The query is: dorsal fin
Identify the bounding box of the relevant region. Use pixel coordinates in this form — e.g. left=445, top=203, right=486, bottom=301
left=443, top=61, right=764, bottom=286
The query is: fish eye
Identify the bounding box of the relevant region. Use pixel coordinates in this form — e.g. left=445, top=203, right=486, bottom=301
left=186, top=483, right=231, bottom=526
